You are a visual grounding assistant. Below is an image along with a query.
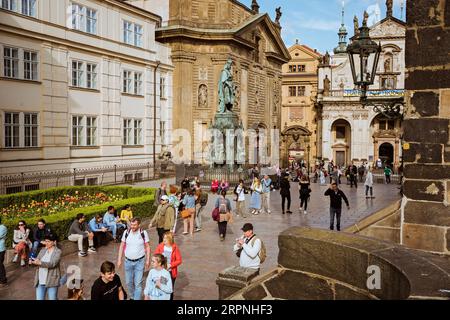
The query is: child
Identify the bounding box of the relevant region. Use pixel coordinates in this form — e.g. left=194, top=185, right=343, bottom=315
left=144, top=254, right=173, bottom=300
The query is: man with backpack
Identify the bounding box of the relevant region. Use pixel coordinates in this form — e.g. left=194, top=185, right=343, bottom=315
left=150, top=195, right=175, bottom=244
left=195, top=185, right=208, bottom=232
left=233, top=223, right=266, bottom=274
left=117, top=217, right=150, bottom=300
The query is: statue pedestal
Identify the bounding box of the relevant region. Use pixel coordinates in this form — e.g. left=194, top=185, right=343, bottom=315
left=209, top=112, right=244, bottom=169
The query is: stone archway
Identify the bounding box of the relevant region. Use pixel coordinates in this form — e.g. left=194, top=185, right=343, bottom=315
left=330, top=119, right=352, bottom=166
left=281, top=126, right=312, bottom=168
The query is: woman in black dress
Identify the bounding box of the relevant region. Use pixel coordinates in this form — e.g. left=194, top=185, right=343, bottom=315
left=299, top=175, right=311, bottom=214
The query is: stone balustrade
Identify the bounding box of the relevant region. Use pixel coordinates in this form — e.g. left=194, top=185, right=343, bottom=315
left=218, top=227, right=450, bottom=300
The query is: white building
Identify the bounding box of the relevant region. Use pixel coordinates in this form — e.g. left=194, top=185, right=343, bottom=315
left=0, top=0, right=173, bottom=193
left=317, top=4, right=405, bottom=170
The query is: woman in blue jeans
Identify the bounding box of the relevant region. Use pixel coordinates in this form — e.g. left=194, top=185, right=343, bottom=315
left=30, top=233, right=62, bottom=300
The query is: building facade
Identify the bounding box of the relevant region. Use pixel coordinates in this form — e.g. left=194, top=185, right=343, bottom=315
left=142, top=0, right=290, bottom=165
left=317, top=5, right=406, bottom=170
left=0, top=0, right=173, bottom=192
left=281, top=40, right=321, bottom=168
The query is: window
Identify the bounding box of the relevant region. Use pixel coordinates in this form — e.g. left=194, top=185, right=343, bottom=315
left=24, top=113, right=38, bottom=147
left=134, top=172, right=143, bottom=181
left=133, top=72, right=142, bottom=95
left=86, top=8, right=97, bottom=34
left=24, top=183, right=39, bottom=191
left=4, top=112, right=38, bottom=148
left=87, top=177, right=98, bottom=186
left=72, top=116, right=83, bottom=146
left=4, top=112, right=19, bottom=148
left=71, top=60, right=84, bottom=87
left=4, top=47, right=19, bottom=78
left=72, top=115, right=97, bottom=146
left=71, top=3, right=97, bottom=35
left=133, top=119, right=142, bottom=145
left=71, top=60, right=97, bottom=89
left=336, top=126, right=346, bottom=139
left=160, top=120, right=166, bottom=145
left=122, top=70, right=142, bottom=95
left=1, top=0, right=35, bottom=16
left=123, top=20, right=143, bottom=47
left=86, top=63, right=97, bottom=89
left=378, top=119, right=395, bottom=130
left=123, top=119, right=132, bottom=145
left=74, top=178, right=85, bottom=186
left=1, top=0, right=17, bottom=11
left=388, top=120, right=395, bottom=130
left=123, top=119, right=143, bottom=145
left=6, top=186, right=22, bottom=194
left=381, top=76, right=396, bottom=90
left=86, top=116, right=96, bottom=146
left=288, top=86, right=296, bottom=97
left=21, top=0, right=36, bottom=16
left=297, top=86, right=306, bottom=96
left=298, top=65, right=306, bottom=72
left=160, top=76, right=166, bottom=99
left=124, top=173, right=133, bottom=182
left=23, top=50, right=38, bottom=80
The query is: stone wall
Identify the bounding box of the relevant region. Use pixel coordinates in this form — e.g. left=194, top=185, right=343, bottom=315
left=223, top=227, right=450, bottom=300
left=401, top=0, right=450, bottom=254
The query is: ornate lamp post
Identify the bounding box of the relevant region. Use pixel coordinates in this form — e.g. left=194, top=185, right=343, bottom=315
left=307, top=144, right=311, bottom=174
left=347, top=11, right=404, bottom=120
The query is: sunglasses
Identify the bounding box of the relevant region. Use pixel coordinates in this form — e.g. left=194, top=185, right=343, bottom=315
left=18, top=224, right=25, bottom=226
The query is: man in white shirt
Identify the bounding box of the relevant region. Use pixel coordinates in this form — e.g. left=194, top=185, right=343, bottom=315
left=234, top=180, right=247, bottom=218
left=117, top=217, right=150, bottom=300
left=233, top=223, right=261, bottom=273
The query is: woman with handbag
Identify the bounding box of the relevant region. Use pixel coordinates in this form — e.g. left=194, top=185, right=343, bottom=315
left=299, top=175, right=311, bottom=215
left=215, top=190, right=233, bottom=241
left=181, top=190, right=197, bottom=236
left=249, top=178, right=262, bottom=215
left=12, top=220, right=32, bottom=267
left=30, top=233, right=62, bottom=300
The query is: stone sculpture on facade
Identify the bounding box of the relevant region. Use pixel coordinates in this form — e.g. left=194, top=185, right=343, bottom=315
left=354, top=15, right=359, bottom=36
left=323, top=51, right=330, bottom=65
left=386, top=0, right=393, bottom=18
left=198, top=84, right=208, bottom=108
left=323, top=75, right=331, bottom=96
left=275, top=7, right=282, bottom=25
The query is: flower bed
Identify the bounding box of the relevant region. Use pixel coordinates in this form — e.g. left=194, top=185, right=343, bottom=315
left=0, top=186, right=156, bottom=247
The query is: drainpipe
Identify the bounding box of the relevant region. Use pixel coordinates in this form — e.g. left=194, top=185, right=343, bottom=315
left=154, top=61, right=161, bottom=179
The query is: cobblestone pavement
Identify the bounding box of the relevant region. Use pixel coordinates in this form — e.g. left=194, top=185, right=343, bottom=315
left=0, top=181, right=401, bottom=300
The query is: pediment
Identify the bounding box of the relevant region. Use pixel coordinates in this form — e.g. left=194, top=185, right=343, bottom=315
left=370, top=18, right=406, bottom=38
left=235, top=14, right=290, bottom=63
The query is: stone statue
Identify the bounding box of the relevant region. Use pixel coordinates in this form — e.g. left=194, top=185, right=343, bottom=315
left=217, top=58, right=235, bottom=113
left=363, top=11, right=369, bottom=26
left=323, top=51, right=330, bottom=65
left=353, top=15, right=360, bottom=36
left=275, top=7, right=282, bottom=25
left=323, top=75, right=331, bottom=96
left=386, top=0, right=393, bottom=17
left=384, top=58, right=391, bottom=72
left=198, top=84, right=208, bottom=108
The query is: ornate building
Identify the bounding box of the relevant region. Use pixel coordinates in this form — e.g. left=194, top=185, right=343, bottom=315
left=281, top=40, right=321, bottom=168
left=134, top=0, right=290, bottom=164
left=0, top=0, right=173, bottom=193
left=317, top=3, right=405, bottom=169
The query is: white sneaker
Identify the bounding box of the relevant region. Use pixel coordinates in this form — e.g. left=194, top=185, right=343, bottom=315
left=267, top=210, right=271, bottom=214
left=78, top=251, right=87, bottom=257
left=304, top=210, right=307, bottom=215
left=88, top=247, right=97, bottom=253
left=20, top=259, right=26, bottom=267
left=12, top=254, right=18, bottom=263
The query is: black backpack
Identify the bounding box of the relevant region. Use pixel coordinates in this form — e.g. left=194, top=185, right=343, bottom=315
left=123, top=228, right=146, bottom=242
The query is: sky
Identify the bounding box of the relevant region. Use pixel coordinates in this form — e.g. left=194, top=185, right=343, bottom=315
left=256, top=0, right=406, bottom=54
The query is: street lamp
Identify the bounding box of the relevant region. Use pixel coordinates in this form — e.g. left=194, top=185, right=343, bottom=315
left=347, top=11, right=404, bottom=119
left=307, top=144, right=311, bottom=174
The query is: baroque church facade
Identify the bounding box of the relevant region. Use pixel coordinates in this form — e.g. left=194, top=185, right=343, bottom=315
left=136, top=0, right=290, bottom=165
left=316, top=4, right=406, bottom=170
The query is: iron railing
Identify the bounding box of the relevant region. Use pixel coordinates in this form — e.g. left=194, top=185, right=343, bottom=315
left=0, top=162, right=175, bottom=195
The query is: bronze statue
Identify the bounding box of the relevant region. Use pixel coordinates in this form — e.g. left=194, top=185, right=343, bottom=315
left=275, top=7, right=282, bottom=24
left=217, top=58, right=235, bottom=113
left=353, top=15, right=360, bottom=36
left=386, top=0, right=393, bottom=17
